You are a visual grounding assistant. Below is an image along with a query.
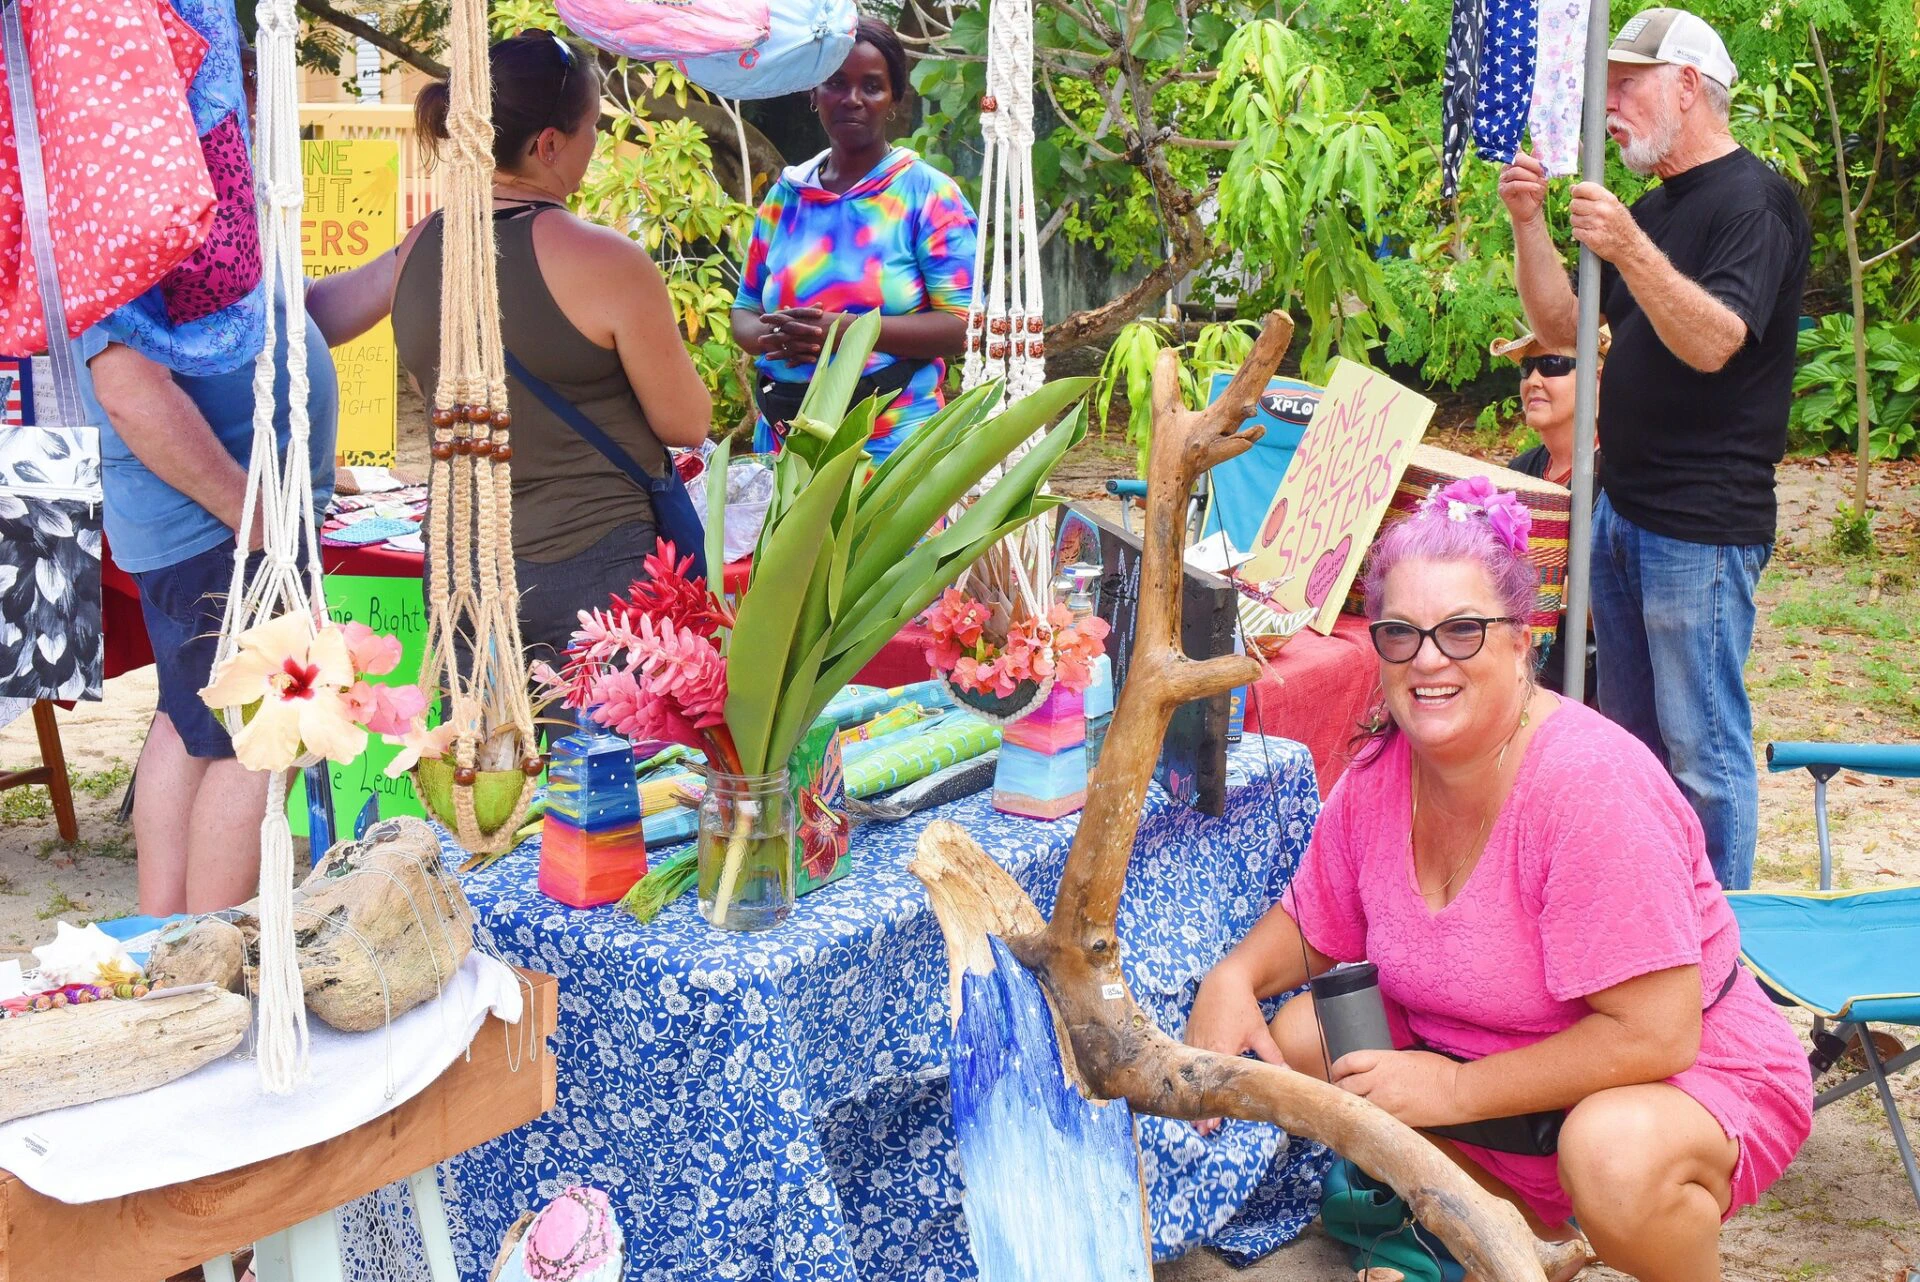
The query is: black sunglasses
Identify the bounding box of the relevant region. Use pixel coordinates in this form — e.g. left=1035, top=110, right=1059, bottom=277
left=537, top=32, right=575, bottom=134
left=1370, top=615, right=1524, bottom=664
left=1520, top=354, right=1576, bottom=379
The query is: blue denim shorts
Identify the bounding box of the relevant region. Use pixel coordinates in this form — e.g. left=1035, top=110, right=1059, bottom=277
left=132, top=539, right=245, bottom=759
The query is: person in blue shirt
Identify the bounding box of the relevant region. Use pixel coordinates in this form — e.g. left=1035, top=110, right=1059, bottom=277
left=78, top=261, right=393, bottom=915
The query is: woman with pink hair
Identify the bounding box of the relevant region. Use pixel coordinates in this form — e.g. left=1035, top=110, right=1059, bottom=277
left=1186, top=480, right=1812, bottom=1280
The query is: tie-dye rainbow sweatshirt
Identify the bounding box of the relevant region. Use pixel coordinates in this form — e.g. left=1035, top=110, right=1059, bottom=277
left=734, top=147, right=977, bottom=460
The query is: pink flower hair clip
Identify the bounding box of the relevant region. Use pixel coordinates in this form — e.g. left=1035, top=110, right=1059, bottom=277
left=1419, top=476, right=1533, bottom=557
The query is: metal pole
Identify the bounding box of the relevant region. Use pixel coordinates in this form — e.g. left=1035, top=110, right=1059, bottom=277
left=1562, top=0, right=1612, bottom=705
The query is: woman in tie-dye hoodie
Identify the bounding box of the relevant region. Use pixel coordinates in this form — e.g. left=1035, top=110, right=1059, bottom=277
left=730, top=19, right=977, bottom=462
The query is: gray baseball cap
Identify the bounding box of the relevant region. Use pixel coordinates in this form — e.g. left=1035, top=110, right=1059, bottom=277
left=1609, top=8, right=1737, bottom=88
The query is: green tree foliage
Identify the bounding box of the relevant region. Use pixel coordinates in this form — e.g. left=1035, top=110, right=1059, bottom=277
left=903, top=0, right=1920, bottom=459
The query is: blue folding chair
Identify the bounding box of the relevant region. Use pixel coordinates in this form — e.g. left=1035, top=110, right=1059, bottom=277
left=1727, top=740, right=1920, bottom=1212
left=1105, top=375, right=1322, bottom=549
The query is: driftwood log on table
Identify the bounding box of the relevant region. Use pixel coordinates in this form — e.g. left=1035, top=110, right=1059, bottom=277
left=147, top=918, right=246, bottom=992
left=911, top=312, right=1594, bottom=1282
left=147, top=817, right=474, bottom=1033
left=0, top=988, right=250, bottom=1124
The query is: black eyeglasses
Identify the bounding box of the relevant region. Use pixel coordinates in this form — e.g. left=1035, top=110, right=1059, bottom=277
left=1370, top=616, right=1524, bottom=664
left=1520, top=354, right=1576, bottom=379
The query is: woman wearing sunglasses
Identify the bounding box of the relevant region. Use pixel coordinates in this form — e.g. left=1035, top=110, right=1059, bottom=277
left=1185, top=480, right=1811, bottom=1282
left=1490, top=328, right=1609, bottom=700
left=393, top=31, right=712, bottom=669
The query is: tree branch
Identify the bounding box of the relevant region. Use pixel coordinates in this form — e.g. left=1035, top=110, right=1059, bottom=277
left=1861, top=227, right=1920, bottom=270
left=1166, top=134, right=1239, bottom=150
left=1037, top=201, right=1076, bottom=250
left=296, top=0, right=447, bottom=79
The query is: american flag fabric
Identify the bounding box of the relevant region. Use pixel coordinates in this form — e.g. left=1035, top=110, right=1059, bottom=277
left=1474, top=0, right=1542, bottom=167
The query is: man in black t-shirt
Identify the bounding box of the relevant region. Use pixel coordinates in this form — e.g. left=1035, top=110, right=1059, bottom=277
left=1498, top=8, right=1810, bottom=891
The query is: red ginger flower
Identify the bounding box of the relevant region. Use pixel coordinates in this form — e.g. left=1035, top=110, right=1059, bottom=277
left=621, top=540, right=734, bottom=638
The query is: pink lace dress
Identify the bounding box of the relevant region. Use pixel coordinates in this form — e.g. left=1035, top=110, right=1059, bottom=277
left=1283, top=697, right=1812, bottom=1228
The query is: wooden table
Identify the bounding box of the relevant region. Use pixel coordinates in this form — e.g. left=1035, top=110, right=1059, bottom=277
left=0, top=970, right=557, bottom=1282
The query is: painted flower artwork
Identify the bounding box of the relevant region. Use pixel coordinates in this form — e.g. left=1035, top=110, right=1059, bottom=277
left=797, top=742, right=848, bottom=881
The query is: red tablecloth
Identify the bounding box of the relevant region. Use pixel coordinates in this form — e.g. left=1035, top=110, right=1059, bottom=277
left=1245, top=613, right=1378, bottom=794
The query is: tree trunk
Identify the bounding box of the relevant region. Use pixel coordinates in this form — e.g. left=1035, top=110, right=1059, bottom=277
left=912, top=312, right=1592, bottom=1282
left=1810, top=24, right=1874, bottom=513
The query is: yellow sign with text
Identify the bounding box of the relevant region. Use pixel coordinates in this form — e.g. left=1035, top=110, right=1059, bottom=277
left=302, top=139, right=398, bottom=466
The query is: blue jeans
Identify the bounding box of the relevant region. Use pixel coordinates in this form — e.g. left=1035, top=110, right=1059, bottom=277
left=1591, top=494, right=1771, bottom=890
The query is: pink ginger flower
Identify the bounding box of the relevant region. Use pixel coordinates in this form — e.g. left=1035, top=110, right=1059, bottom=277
left=590, top=669, right=705, bottom=751
left=633, top=615, right=729, bottom=728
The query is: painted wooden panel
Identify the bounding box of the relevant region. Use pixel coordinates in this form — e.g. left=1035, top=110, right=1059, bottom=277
left=951, top=939, right=1153, bottom=1282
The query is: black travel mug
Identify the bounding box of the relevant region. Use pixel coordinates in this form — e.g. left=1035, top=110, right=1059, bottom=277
left=1308, top=961, right=1394, bottom=1070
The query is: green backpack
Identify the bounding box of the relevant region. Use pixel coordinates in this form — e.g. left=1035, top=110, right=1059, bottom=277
left=1319, top=1159, right=1465, bottom=1282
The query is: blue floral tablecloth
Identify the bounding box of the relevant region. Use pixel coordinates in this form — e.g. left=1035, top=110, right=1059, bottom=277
left=442, top=736, right=1330, bottom=1281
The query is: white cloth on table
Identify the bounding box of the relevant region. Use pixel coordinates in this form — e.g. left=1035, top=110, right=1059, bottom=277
left=0, top=952, right=525, bottom=1204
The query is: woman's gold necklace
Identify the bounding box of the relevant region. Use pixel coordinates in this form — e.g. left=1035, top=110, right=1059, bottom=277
left=1409, top=697, right=1532, bottom=903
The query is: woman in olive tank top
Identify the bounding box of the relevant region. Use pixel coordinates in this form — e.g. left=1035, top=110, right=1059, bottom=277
left=391, top=31, right=711, bottom=667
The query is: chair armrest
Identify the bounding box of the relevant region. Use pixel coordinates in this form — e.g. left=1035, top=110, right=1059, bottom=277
left=1105, top=479, right=1148, bottom=499
left=1767, top=741, right=1920, bottom=780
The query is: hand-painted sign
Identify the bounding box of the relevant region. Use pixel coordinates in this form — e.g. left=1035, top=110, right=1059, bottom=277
left=301, top=139, right=398, bottom=466
left=1239, top=359, right=1434, bottom=635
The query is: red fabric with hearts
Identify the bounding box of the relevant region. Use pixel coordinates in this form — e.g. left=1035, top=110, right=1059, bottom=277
left=0, top=0, right=217, bottom=352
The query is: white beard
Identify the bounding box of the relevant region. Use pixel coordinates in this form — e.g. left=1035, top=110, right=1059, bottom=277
left=1611, top=109, right=1682, bottom=175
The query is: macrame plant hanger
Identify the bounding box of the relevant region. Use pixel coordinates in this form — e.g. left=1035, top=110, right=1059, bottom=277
left=209, top=0, right=324, bottom=1092
left=413, top=0, right=541, bottom=858
left=957, top=0, right=1052, bottom=622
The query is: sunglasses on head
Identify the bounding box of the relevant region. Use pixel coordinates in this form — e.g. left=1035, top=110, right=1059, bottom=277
left=1520, top=354, right=1576, bottom=379
left=519, top=30, right=576, bottom=135
left=1370, top=615, right=1523, bottom=664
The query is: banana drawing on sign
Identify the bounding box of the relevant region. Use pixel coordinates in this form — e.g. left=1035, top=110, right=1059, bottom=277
left=1238, top=358, right=1435, bottom=634
left=302, top=138, right=399, bottom=465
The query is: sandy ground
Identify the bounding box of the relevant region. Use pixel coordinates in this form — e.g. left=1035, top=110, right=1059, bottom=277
left=3, top=426, right=1916, bottom=1277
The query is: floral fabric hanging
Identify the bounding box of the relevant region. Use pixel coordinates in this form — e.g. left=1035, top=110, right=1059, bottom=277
left=0, top=0, right=217, bottom=356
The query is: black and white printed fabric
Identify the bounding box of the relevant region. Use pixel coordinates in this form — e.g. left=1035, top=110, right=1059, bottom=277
left=1442, top=0, right=1488, bottom=200
left=0, top=426, right=102, bottom=701
left=0, top=0, right=106, bottom=703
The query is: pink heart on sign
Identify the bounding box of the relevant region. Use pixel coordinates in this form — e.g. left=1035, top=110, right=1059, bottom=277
left=1305, top=535, right=1353, bottom=608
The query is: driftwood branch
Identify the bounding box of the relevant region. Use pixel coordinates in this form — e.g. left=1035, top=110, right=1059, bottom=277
left=913, top=312, right=1592, bottom=1282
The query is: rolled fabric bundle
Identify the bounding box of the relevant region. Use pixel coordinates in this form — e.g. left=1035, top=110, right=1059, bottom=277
left=845, top=715, right=1001, bottom=798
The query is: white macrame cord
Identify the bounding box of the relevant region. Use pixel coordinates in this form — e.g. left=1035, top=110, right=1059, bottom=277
left=210, top=0, right=323, bottom=1094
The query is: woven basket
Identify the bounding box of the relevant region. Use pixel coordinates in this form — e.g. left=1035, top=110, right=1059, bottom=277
left=1342, top=444, right=1572, bottom=648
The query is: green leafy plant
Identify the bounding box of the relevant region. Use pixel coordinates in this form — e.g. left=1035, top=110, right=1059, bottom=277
left=714, top=311, right=1093, bottom=776
left=1092, top=319, right=1261, bottom=474
left=1828, top=503, right=1878, bottom=557
left=1789, top=315, right=1920, bottom=460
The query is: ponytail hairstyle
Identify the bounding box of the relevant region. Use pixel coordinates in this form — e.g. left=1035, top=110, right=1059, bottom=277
left=1347, top=477, right=1540, bottom=767
left=415, top=30, right=602, bottom=171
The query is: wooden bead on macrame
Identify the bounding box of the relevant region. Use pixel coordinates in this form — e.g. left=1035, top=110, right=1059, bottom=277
left=431, top=441, right=454, bottom=461
left=491, top=409, right=513, bottom=429
left=463, top=404, right=492, bottom=424
left=988, top=341, right=1008, bottom=358
left=1026, top=316, right=1044, bottom=333
left=472, top=439, right=494, bottom=458
left=432, top=408, right=457, bottom=429
left=1029, top=341, right=1046, bottom=358
left=990, top=317, right=1012, bottom=335
left=982, top=94, right=998, bottom=112
left=521, top=756, right=543, bottom=776
left=452, top=436, right=474, bottom=455
left=494, top=444, right=513, bottom=462
left=453, top=766, right=477, bottom=786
